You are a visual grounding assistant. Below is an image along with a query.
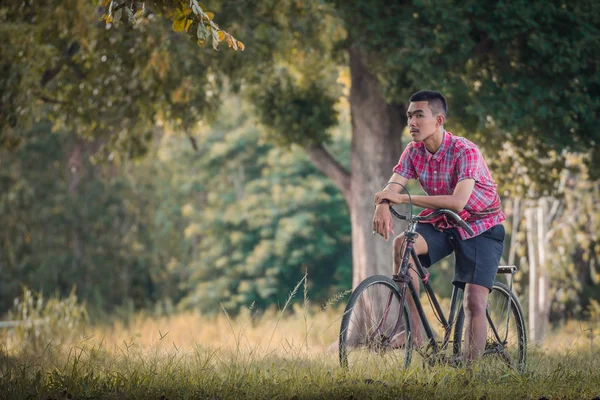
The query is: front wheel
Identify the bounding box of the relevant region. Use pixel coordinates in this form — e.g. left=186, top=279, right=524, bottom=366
left=453, top=281, right=527, bottom=372
left=339, top=275, right=412, bottom=371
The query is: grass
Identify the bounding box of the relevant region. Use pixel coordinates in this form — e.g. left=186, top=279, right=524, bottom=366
left=1, top=292, right=600, bottom=399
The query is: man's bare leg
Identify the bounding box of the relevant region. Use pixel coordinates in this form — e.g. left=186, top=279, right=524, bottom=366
left=390, top=233, right=428, bottom=348
left=462, top=283, right=489, bottom=361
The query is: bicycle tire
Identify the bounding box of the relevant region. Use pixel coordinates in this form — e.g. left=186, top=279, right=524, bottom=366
left=453, top=281, right=527, bottom=372
left=339, top=275, right=413, bottom=371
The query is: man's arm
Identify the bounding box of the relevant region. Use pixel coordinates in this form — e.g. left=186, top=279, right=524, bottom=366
left=375, top=178, right=475, bottom=213
left=382, top=173, right=410, bottom=194
left=372, top=173, right=410, bottom=241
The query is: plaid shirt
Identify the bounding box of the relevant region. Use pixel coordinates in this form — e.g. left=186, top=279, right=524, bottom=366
left=393, top=131, right=505, bottom=239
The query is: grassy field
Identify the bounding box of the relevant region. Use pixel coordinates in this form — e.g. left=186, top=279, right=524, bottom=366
left=1, top=298, right=600, bottom=399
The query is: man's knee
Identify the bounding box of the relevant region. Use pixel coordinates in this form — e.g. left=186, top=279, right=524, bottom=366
left=413, top=233, right=427, bottom=256
left=464, top=287, right=488, bottom=317
left=393, top=234, right=405, bottom=250
left=392, top=234, right=406, bottom=264
left=393, top=233, right=427, bottom=256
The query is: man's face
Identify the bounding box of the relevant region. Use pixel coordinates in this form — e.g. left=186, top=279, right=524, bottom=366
left=406, top=101, right=442, bottom=143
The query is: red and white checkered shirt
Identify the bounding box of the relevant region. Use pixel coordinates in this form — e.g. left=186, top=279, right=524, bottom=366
left=393, top=131, right=505, bottom=239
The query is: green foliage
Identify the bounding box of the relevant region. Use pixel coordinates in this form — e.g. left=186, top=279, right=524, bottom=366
left=334, top=0, right=600, bottom=155
left=217, top=0, right=600, bottom=183
left=6, top=287, right=88, bottom=352
left=173, top=98, right=352, bottom=314
left=0, top=0, right=217, bottom=158
left=3, top=0, right=598, bottom=180
left=202, top=0, right=345, bottom=148
left=544, top=156, right=600, bottom=319
left=2, top=0, right=599, bottom=320
left=494, top=153, right=600, bottom=321
left=249, top=68, right=339, bottom=147
left=0, top=91, right=352, bottom=316
left=0, top=123, right=189, bottom=314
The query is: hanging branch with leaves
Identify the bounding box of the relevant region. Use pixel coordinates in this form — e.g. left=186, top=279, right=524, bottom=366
left=100, top=0, right=244, bottom=51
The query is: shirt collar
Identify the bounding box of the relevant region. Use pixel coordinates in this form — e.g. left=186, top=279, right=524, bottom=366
left=428, top=131, right=451, bottom=161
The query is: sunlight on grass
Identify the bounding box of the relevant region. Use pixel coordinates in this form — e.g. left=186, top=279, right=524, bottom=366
left=1, top=290, right=600, bottom=399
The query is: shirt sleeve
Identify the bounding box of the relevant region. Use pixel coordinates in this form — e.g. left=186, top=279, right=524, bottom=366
left=456, top=147, right=482, bottom=182
left=393, top=144, right=417, bottom=179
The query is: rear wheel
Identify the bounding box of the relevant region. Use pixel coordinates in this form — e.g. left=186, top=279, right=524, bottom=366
left=339, top=275, right=412, bottom=371
left=453, top=281, right=527, bottom=372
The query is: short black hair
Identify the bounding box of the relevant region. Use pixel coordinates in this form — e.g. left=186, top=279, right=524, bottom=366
left=409, top=90, right=447, bottom=117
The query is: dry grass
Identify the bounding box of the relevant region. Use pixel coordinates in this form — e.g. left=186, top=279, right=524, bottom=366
left=1, top=292, right=600, bottom=399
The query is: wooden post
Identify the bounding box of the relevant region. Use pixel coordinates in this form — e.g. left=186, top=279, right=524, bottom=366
left=537, top=201, right=548, bottom=341
left=525, top=207, right=540, bottom=343
left=508, top=197, right=521, bottom=267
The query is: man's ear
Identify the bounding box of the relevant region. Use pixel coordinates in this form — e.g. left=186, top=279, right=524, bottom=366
left=436, top=114, right=445, bottom=127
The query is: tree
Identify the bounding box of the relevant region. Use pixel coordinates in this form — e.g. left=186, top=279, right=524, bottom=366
left=0, top=124, right=171, bottom=311
left=4, top=0, right=599, bottom=290
left=202, top=0, right=600, bottom=286
left=1, top=0, right=222, bottom=156
left=175, top=97, right=353, bottom=313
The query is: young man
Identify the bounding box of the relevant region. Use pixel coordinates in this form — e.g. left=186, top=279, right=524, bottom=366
left=371, top=90, right=505, bottom=362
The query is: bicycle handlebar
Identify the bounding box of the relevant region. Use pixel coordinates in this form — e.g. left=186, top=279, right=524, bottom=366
left=390, top=206, right=475, bottom=236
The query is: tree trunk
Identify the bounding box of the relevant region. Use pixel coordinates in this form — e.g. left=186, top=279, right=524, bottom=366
left=305, top=48, right=407, bottom=288
left=347, top=48, right=406, bottom=287
left=66, top=136, right=84, bottom=293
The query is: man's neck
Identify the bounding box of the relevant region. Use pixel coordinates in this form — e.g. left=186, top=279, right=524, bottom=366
left=423, top=129, right=445, bottom=154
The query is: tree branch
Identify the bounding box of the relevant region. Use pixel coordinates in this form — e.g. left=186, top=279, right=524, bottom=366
left=186, top=132, right=199, bottom=151
left=305, top=143, right=351, bottom=200
left=33, top=90, right=70, bottom=105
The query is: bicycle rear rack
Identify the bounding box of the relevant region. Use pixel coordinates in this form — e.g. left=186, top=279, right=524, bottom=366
left=497, top=265, right=517, bottom=274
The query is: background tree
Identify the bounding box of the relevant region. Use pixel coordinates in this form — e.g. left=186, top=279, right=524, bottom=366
left=202, top=0, right=600, bottom=286
left=175, top=97, right=352, bottom=313
left=2, top=0, right=599, bottom=322
left=5, top=0, right=598, bottom=286
left=0, top=92, right=355, bottom=315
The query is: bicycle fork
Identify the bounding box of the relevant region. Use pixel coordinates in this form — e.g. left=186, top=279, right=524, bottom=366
left=365, top=234, right=417, bottom=345
left=372, top=233, right=415, bottom=346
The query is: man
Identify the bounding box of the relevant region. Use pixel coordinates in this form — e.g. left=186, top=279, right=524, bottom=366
left=372, top=90, right=505, bottom=362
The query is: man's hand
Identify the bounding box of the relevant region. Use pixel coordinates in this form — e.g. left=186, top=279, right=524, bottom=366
left=374, top=190, right=405, bottom=205
left=372, top=204, right=394, bottom=241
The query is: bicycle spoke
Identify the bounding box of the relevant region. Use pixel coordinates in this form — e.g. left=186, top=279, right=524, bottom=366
left=340, top=276, right=412, bottom=371
left=453, top=282, right=526, bottom=372
left=483, top=285, right=525, bottom=370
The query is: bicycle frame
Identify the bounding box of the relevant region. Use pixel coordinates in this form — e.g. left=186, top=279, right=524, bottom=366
left=393, top=222, right=463, bottom=355
left=390, top=219, right=518, bottom=360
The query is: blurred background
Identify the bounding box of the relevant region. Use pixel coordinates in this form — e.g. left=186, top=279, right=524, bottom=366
left=1, top=0, right=599, bottom=346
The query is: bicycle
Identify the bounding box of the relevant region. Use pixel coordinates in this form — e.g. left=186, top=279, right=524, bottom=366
left=338, top=186, right=527, bottom=373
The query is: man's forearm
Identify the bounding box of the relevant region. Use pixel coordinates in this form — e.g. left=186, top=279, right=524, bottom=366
left=407, top=195, right=464, bottom=212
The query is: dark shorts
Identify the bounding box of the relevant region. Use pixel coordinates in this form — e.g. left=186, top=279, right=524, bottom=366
left=415, top=223, right=505, bottom=291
